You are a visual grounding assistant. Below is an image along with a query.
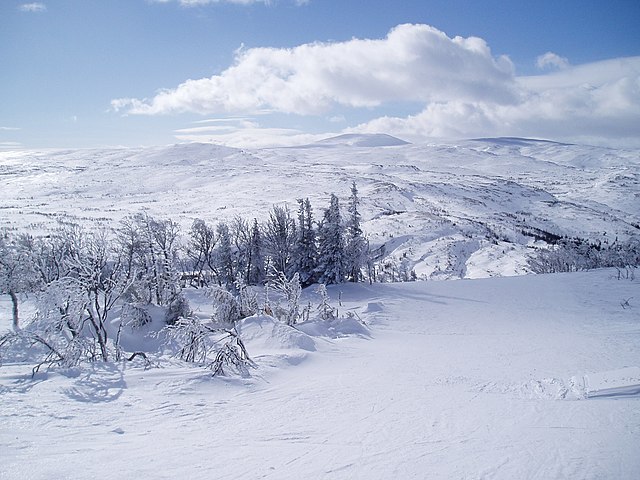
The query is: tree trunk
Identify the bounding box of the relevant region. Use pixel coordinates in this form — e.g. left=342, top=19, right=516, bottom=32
left=9, top=290, right=19, bottom=330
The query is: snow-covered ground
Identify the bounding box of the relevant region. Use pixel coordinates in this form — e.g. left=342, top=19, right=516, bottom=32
left=1, top=136, right=639, bottom=279
left=1, top=136, right=639, bottom=477
left=2, top=269, right=639, bottom=479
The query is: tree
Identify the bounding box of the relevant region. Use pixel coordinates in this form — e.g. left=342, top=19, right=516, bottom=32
left=344, top=182, right=368, bottom=282
left=0, top=232, right=39, bottom=329
left=214, top=222, right=235, bottom=288
left=263, top=205, right=297, bottom=277
left=117, top=214, right=181, bottom=305
left=316, top=194, right=345, bottom=284
left=247, top=218, right=265, bottom=285
left=294, top=198, right=317, bottom=287
left=186, top=218, right=217, bottom=287
left=66, top=228, right=134, bottom=361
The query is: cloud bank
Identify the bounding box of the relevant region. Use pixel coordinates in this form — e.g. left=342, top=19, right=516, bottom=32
left=112, top=24, right=640, bottom=146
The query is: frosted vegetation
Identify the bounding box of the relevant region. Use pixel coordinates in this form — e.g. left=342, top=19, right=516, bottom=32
left=1, top=135, right=639, bottom=478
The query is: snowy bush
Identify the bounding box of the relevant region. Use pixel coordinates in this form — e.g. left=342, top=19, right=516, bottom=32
left=316, top=284, right=336, bottom=321
left=161, top=316, right=254, bottom=376
left=164, top=294, right=192, bottom=325
left=529, top=237, right=640, bottom=274
left=120, top=303, right=153, bottom=328
left=269, top=271, right=302, bottom=326
left=207, top=286, right=243, bottom=325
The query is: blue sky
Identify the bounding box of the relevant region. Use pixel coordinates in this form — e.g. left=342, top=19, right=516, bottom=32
left=1, top=0, right=639, bottom=149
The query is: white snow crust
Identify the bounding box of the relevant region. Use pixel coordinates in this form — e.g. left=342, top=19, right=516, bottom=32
left=1, top=137, right=639, bottom=478
left=2, top=269, right=639, bottom=479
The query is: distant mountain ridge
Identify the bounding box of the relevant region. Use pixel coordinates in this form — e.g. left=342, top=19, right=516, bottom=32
left=0, top=136, right=638, bottom=279
left=307, top=133, right=410, bottom=148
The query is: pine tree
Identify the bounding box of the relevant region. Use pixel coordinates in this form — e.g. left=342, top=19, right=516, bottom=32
left=247, top=218, right=265, bottom=285
left=345, top=181, right=368, bottom=282
left=294, top=198, right=317, bottom=287
left=316, top=194, right=345, bottom=284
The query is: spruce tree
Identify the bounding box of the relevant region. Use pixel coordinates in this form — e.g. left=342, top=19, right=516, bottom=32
left=316, top=194, right=345, bottom=284
left=345, top=181, right=368, bottom=282
left=294, top=198, right=317, bottom=287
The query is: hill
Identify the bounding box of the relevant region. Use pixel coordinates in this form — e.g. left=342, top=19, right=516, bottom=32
left=1, top=137, right=638, bottom=279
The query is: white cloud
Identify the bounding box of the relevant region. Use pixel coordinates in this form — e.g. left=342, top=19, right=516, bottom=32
left=0, top=142, right=23, bottom=150
left=349, top=57, right=640, bottom=146
left=18, top=2, right=46, bottom=12
left=174, top=123, right=327, bottom=148
left=537, top=52, right=570, bottom=70
left=112, top=24, right=516, bottom=116
left=0, top=127, right=21, bottom=131
left=112, top=24, right=640, bottom=147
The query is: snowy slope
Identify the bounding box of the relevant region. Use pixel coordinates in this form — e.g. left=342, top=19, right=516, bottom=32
left=1, top=136, right=638, bottom=279
left=1, top=269, right=639, bottom=479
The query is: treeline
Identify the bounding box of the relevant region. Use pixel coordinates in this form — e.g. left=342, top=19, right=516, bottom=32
left=0, top=183, right=370, bottom=334
left=529, top=236, right=640, bottom=275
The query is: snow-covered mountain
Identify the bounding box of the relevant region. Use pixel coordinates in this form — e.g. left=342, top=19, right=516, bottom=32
left=1, top=135, right=638, bottom=278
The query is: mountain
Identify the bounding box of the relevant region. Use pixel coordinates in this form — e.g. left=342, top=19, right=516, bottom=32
left=0, top=137, right=638, bottom=279
left=309, top=133, right=410, bottom=147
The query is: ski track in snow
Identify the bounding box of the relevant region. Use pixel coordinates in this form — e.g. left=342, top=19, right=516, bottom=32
left=1, top=269, right=639, bottom=479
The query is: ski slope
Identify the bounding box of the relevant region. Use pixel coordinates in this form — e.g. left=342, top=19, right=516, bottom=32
left=1, top=269, right=639, bottom=479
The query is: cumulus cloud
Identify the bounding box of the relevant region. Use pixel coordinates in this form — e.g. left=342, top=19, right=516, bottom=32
left=112, top=24, right=517, bottom=116
left=350, top=57, right=640, bottom=146
left=537, top=52, right=570, bottom=70
left=18, top=2, right=46, bottom=12
left=112, top=23, right=640, bottom=147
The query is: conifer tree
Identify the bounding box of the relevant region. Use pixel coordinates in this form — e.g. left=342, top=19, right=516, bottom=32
left=345, top=182, right=368, bottom=282
left=316, top=194, right=345, bottom=284
left=247, top=218, right=265, bottom=285
left=294, top=198, right=317, bottom=287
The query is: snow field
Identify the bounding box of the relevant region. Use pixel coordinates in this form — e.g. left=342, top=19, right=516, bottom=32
left=1, top=268, right=639, bottom=479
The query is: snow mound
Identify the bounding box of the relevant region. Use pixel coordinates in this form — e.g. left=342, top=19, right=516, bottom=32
left=363, top=301, right=384, bottom=313
left=296, top=316, right=371, bottom=339
left=311, top=133, right=409, bottom=148
left=584, top=367, right=640, bottom=398
left=237, top=315, right=316, bottom=352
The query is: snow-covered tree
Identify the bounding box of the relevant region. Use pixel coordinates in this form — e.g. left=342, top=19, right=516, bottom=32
left=186, top=218, right=217, bottom=287
left=214, top=222, right=235, bottom=288
left=117, top=214, right=181, bottom=306
left=316, top=194, right=345, bottom=284
left=294, top=198, right=317, bottom=287
left=270, top=271, right=302, bottom=326
left=344, top=182, right=368, bottom=282
left=0, top=232, right=39, bottom=329
left=263, top=205, right=297, bottom=277
left=247, top=218, right=265, bottom=285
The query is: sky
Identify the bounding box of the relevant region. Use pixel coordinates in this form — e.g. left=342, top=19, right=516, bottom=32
left=1, top=0, right=639, bottom=149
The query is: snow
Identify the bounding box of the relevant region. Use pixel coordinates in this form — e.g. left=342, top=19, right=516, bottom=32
left=2, top=137, right=637, bottom=279
left=309, top=133, right=410, bottom=148
left=1, top=137, right=639, bottom=477
left=2, top=269, right=639, bottom=479
left=584, top=367, right=640, bottom=398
